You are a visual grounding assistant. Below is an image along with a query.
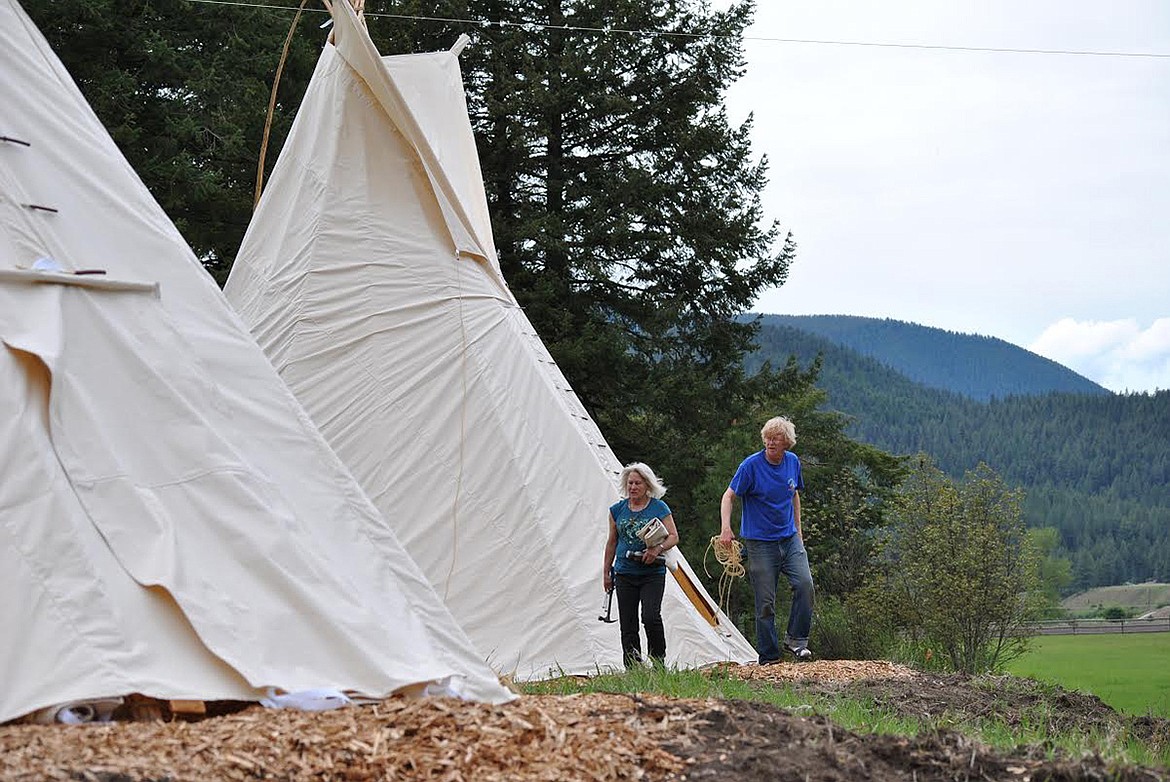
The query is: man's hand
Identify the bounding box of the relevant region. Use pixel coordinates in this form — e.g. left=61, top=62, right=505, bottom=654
left=719, top=487, right=737, bottom=545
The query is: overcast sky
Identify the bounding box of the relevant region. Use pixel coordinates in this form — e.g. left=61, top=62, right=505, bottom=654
left=720, top=1, right=1170, bottom=393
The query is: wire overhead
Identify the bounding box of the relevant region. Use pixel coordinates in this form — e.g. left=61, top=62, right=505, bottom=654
left=186, top=0, right=1170, bottom=60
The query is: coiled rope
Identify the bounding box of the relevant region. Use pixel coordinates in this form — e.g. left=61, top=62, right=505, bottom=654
left=703, top=536, right=745, bottom=616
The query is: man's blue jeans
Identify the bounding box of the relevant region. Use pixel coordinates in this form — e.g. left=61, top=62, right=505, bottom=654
left=743, top=536, right=815, bottom=663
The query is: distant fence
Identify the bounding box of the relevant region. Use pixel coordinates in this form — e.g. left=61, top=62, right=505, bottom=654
left=1027, top=617, right=1170, bottom=635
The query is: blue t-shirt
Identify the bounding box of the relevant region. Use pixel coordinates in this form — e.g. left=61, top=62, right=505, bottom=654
left=610, top=497, right=671, bottom=575
left=729, top=450, right=803, bottom=541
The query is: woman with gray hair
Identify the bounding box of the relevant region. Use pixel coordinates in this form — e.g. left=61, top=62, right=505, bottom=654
left=602, top=462, right=680, bottom=666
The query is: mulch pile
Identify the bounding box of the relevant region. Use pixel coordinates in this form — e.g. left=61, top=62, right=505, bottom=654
left=719, top=659, right=917, bottom=683
left=0, top=693, right=683, bottom=782
left=2, top=662, right=1166, bottom=782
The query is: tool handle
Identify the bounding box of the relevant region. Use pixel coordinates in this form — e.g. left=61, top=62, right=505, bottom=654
left=625, top=550, right=666, bottom=565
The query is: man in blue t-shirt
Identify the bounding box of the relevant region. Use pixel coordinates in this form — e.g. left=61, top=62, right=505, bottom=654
left=718, top=415, right=815, bottom=664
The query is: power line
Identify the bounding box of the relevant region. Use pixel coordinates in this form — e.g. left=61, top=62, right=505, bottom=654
left=744, top=37, right=1170, bottom=59
left=187, top=0, right=1170, bottom=59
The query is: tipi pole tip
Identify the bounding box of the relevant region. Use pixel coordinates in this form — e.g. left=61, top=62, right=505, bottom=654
left=450, top=34, right=471, bottom=55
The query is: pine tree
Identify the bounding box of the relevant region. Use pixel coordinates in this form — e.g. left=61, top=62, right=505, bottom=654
left=455, top=0, right=795, bottom=516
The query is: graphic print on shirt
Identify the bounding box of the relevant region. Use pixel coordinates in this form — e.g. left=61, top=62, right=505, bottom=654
left=611, top=497, right=671, bottom=574
left=618, top=506, right=651, bottom=545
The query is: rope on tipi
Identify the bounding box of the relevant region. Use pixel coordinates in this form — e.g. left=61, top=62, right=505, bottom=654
left=254, top=1, right=370, bottom=209
left=254, top=0, right=308, bottom=208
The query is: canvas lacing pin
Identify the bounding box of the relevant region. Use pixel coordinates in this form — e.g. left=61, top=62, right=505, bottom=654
left=1, top=134, right=58, bottom=213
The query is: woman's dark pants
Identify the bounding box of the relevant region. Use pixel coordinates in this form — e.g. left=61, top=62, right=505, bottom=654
left=614, top=571, right=666, bottom=666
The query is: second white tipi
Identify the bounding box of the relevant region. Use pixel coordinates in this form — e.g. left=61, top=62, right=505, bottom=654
left=226, top=2, right=756, bottom=678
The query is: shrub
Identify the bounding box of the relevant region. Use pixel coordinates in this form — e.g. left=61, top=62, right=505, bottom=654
left=810, top=595, right=893, bottom=661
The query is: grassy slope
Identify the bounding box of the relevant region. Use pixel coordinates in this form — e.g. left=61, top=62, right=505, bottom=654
left=1060, top=583, right=1170, bottom=612
left=1006, top=633, right=1170, bottom=717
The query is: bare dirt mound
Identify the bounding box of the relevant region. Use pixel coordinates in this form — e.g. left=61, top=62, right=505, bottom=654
left=737, top=661, right=1170, bottom=745
left=709, top=661, right=1169, bottom=780
left=2, top=664, right=1167, bottom=781
left=670, top=698, right=1164, bottom=782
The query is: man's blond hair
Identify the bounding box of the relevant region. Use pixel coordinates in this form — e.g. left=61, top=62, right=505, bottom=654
left=760, top=416, right=796, bottom=448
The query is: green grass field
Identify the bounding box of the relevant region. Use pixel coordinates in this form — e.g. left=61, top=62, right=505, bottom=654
left=1006, top=633, right=1170, bottom=717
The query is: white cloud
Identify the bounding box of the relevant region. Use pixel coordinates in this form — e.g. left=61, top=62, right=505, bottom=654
left=1029, top=318, right=1170, bottom=393
left=726, top=1, right=1170, bottom=362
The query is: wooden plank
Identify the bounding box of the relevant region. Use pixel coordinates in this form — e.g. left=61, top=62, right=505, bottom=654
left=669, top=567, right=718, bottom=627
left=169, top=700, right=207, bottom=717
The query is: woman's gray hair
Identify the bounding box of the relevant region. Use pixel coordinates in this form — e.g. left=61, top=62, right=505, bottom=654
left=618, top=462, right=668, bottom=499
left=760, top=416, right=797, bottom=447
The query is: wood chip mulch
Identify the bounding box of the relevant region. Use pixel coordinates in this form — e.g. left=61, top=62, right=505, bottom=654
left=717, top=659, right=918, bottom=683
left=0, top=692, right=690, bottom=782
left=0, top=662, right=919, bottom=782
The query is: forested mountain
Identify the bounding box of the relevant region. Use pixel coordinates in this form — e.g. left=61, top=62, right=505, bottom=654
left=754, top=314, right=1108, bottom=400
left=747, top=322, right=1170, bottom=591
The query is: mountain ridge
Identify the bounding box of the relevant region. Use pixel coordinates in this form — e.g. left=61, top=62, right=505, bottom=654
left=749, top=313, right=1108, bottom=400
left=744, top=314, right=1170, bottom=590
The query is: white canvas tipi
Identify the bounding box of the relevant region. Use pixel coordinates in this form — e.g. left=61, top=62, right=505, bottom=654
left=226, top=1, right=757, bottom=678
left=0, top=0, right=512, bottom=724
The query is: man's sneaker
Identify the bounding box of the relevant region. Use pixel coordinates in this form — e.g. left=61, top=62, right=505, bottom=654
left=786, top=644, right=813, bottom=662
left=759, top=657, right=784, bottom=666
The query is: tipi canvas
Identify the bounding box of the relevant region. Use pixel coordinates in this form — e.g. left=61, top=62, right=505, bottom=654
left=0, top=0, right=511, bottom=724
left=226, top=1, right=757, bottom=678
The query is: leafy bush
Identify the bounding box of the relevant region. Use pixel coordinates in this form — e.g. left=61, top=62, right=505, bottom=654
left=859, top=457, right=1045, bottom=673
left=810, top=595, right=893, bottom=661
